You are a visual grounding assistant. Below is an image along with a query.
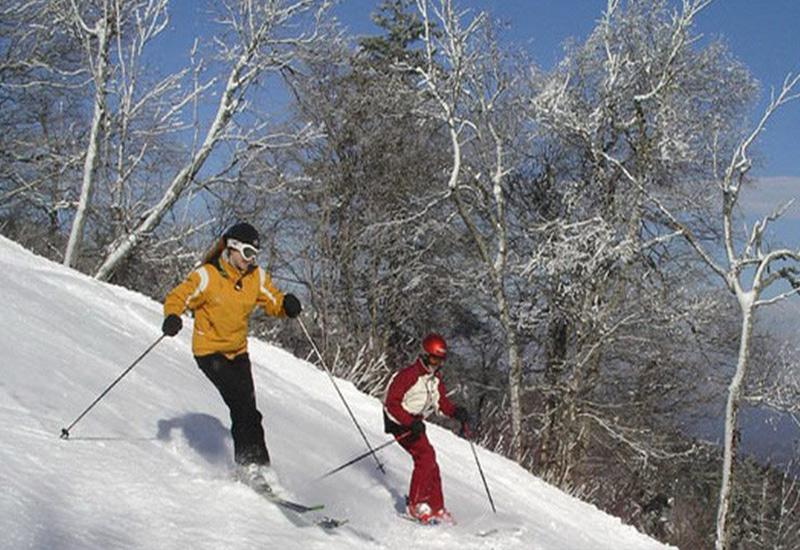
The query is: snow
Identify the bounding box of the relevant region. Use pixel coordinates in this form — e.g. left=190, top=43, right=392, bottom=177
left=0, top=235, right=673, bottom=550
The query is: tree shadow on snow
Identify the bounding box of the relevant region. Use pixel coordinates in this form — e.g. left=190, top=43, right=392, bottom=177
left=156, top=413, right=232, bottom=467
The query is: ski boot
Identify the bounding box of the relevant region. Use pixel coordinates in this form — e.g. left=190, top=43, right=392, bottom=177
left=237, top=463, right=279, bottom=495
left=408, top=502, right=437, bottom=525
left=430, top=508, right=455, bottom=525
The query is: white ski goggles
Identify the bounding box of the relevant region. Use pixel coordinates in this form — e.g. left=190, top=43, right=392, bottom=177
left=227, top=238, right=259, bottom=261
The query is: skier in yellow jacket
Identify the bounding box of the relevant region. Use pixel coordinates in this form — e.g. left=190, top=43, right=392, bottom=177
left=162, top=222, right=301, bottom=486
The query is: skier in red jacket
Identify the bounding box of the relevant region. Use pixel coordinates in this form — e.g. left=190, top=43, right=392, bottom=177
left=383, top=333, right=470, bottom=525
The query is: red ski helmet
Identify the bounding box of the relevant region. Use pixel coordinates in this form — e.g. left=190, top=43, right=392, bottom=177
left=422, top=333, right=447, bottom=359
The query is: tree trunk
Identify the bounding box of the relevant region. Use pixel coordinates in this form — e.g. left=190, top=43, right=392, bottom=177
left=64, top=14, right=111, bottom=268
left=715, top=294, right=755, bottom=550
left=93, top=52, right=250, bottom=280
left=538, top=314, right=568, bottom=473
left=505, top=321, right=524, bottom=462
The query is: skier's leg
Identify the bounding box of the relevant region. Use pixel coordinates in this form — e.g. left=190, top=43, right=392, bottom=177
left=226, top=353, right=269, bottom=465
left=427, top=455, right=445, bottom=512
left=399, top=432, right=442, bottom=513
left=196, top=353, right=270, bottom=466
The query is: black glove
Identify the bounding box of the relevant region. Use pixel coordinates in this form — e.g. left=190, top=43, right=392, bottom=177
left=452, top=406, right=470, bottom=425
left=162, top=314, right=182, bottom=337
left=282, top=293, right=302, bottom=318
left=405, top=419, right=425, bottom=441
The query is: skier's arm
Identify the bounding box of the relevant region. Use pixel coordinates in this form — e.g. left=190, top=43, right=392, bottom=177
left=164, top=267, right=209, bottom=316
left=255, top=267, right=285, bottom=318
left=436, top=375, right=457, bottom=418
left=384, top=370, right=418, bottom=426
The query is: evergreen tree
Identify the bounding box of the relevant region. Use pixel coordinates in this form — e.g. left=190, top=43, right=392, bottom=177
left=358, top=0, right=428, bottom=67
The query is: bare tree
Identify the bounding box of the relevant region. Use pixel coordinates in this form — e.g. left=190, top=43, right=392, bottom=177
left=275, top=11, right=460, bottom=390
left=1, top=0, right=197, bottom=271
left=94, top=0, right=330, bottom=281
left=411, top=0, right=534, bottom=461
left=520, top=0, right=749, bottom=488
left=61, top=0, right=115, bottom=267
left=746, top=341, right=800, bottom=427
left=610, top=65, right=800, bottom=550
left=1, top=0, right=88, bottom=253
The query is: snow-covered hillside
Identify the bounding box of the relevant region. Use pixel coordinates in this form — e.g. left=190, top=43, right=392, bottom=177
left=0, top=236, right=673, bottom=549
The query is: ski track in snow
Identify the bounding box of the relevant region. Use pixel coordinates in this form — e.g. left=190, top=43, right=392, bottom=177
left=0, top=236, right=673, bottom=550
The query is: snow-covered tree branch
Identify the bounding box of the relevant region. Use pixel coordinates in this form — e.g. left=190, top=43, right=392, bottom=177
left=94, top=0, right=331, bottom=280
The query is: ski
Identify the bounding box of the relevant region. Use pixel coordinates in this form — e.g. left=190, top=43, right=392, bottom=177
left=246, top=480, right=346, bottom=530
left=400, top=512, right=516, bottom=537
left=398, top=512, right=423, bottom=524
left=263, top=492, right=325, bottom=514
left=316, top=516, right=349, bottom=529
left=246, top=478, right=323, bottom=512
left=473, top=526, right=524, bottom=538
left=397, top=512, right=453, bottom=526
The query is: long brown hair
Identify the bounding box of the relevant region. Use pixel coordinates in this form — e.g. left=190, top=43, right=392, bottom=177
left=200, top=237, right=226, bottom=266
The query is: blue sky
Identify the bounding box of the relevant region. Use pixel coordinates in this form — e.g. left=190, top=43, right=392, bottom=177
left=161, top=1, right=798, bottom=176
left=159, top=1, right=799, bottom=236
left=333, top=0, right=799, bottom=178
left=329, top=0, right=800, bottom=244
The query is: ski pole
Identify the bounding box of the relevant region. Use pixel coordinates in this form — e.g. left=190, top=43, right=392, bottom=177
left=465, top=426, right=496, bottom=514
left=60, top=334, right=165, bottom=439
left=318, top=431, right=410, bottom=480
left=297, top=317, right=386, bottom=474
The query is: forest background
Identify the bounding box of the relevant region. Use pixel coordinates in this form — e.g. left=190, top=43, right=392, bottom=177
left=2, top=1, right=799, bottom=548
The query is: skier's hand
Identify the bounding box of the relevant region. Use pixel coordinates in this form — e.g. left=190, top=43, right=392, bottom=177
left=282, top=293, right=302, bottom=318
left=405, top=419, right=425, bottom=441
left=452, top=406, right=470, bottom=425
left=453, top=407, right=471, bottom=439
left=162, top=314, right=182, bottom=337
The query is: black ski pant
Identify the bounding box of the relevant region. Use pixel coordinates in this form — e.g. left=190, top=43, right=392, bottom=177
left=195, top=352, right=270, bottom=466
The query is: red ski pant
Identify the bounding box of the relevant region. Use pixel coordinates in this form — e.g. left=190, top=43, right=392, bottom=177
left=397, top=431, right=444, bottom=512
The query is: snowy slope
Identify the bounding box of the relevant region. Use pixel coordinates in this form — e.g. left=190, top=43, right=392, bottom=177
left=0, top=235, right=673, bottom=550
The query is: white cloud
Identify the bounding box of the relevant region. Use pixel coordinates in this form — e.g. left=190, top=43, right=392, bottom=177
left=757, top=297, right=800, bottom=338
left=739, top=176, right=800, bottom=220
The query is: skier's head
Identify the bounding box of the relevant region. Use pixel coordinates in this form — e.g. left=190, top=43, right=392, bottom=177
left=421, top=333, right=447, bottom=369
left=224, top=222, right=260, bottom=265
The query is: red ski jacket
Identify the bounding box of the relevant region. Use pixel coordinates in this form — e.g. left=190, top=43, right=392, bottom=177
left=383, top=357, right=457, bottom=432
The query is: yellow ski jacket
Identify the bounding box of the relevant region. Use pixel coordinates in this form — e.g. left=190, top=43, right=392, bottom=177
left=163, top=255, right=285, bottom=358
